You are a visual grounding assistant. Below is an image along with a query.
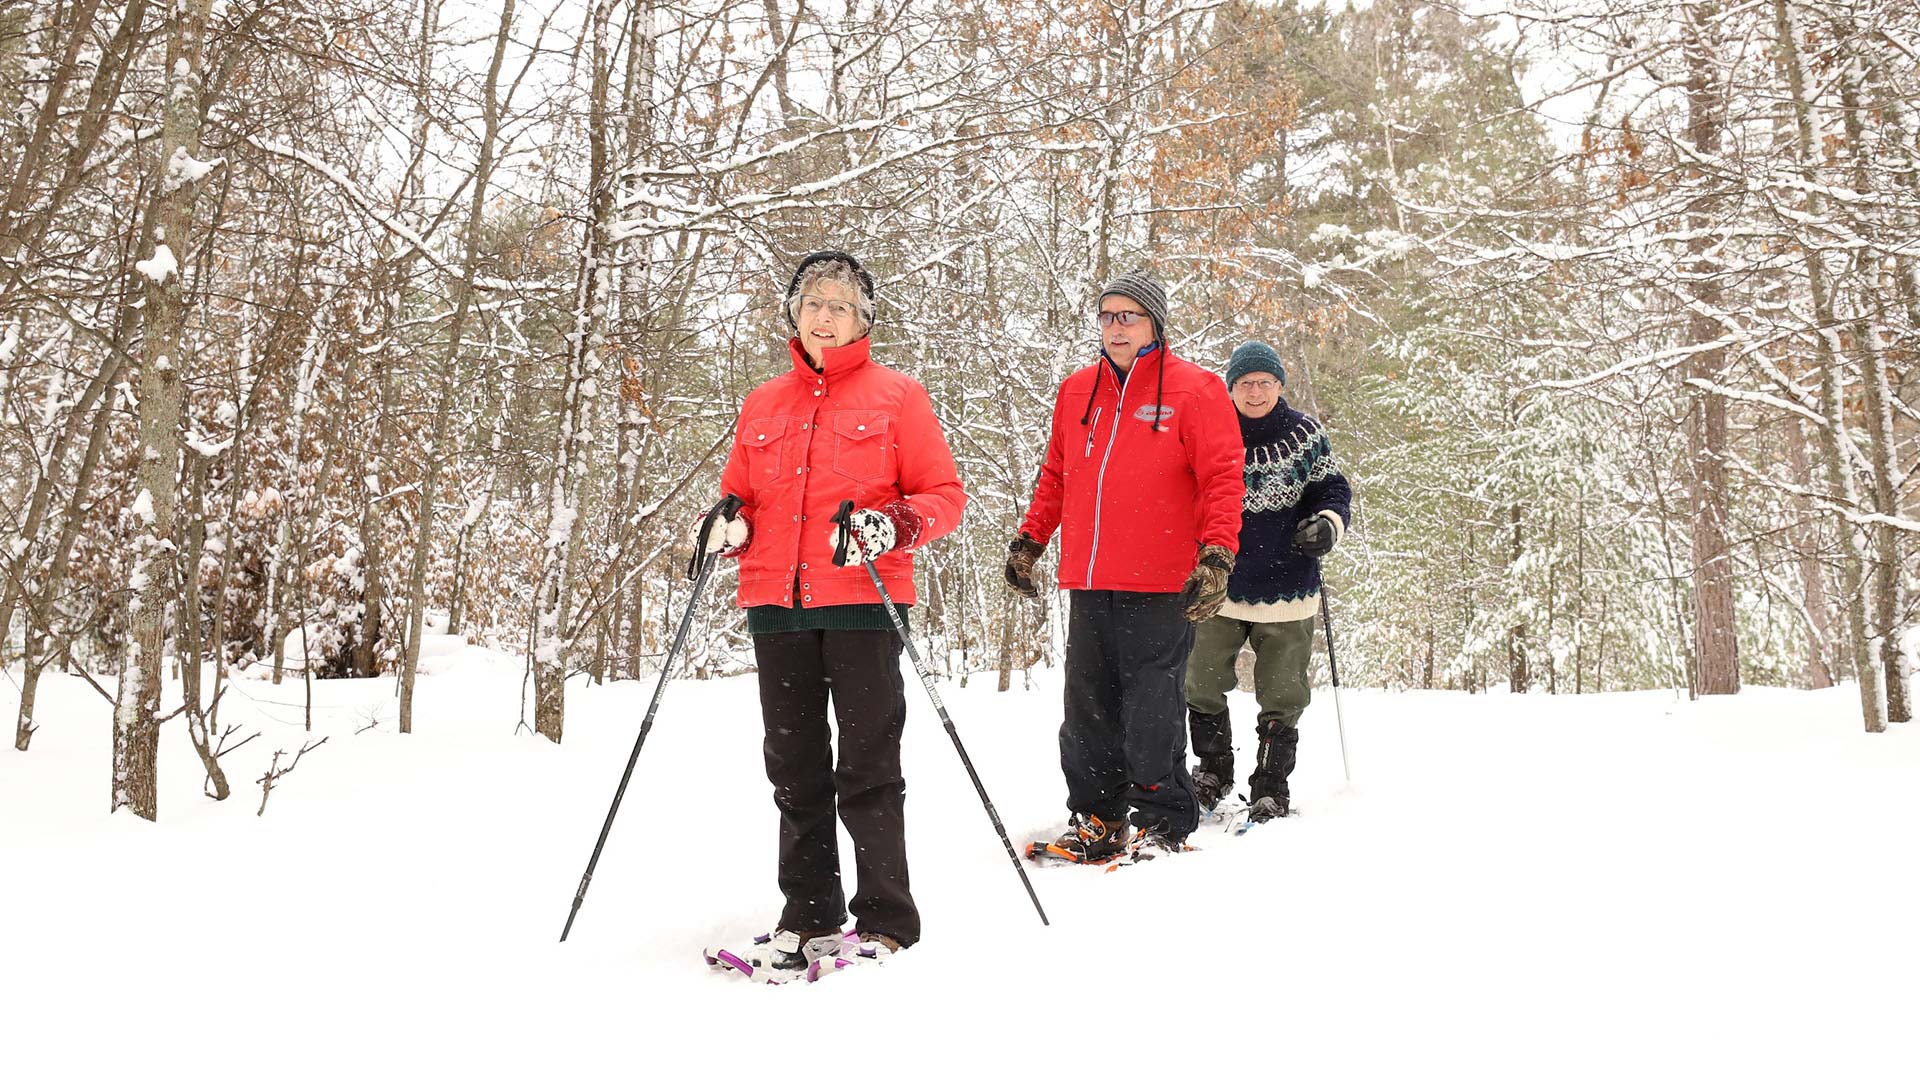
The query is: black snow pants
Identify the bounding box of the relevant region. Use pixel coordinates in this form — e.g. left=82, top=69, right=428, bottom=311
left=753, top=628, right=919, bottom=947
left=1059, top=589, right=1199, bottom=839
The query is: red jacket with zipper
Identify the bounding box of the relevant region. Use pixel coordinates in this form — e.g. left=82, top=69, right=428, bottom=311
left=1019, top=345, right=1245, bottom=592
left=721, top=336, right=965, bottom=609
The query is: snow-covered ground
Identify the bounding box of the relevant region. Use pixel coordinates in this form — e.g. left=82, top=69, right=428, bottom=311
left=5, top=638, right=1919, bottom=1078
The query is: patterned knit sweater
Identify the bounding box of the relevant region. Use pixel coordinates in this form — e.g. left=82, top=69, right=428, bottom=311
left=1220, top=402, right=1353, bottom=623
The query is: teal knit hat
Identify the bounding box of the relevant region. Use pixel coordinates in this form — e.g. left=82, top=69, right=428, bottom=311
left=1226, top=341, right=1285, bottom=388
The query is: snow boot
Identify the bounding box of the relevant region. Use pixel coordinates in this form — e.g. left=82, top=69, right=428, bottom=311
left=1191, top=762, right=1233, bottom=813
left=704, top=927, right=850, bottom=984
left=1027, top=813, right=1129, bottom=864
left=1188, top=709, right=1235, bottom=804
left=809, top=931, right=903, bottom=980
left=1248, top=720, right=1299, bottom=813
left=1127, top=818, right=1189, bottom=860
left=1232, top=796, right=1289, bottom=836
left=1247, top=796, right=1288, bottom=823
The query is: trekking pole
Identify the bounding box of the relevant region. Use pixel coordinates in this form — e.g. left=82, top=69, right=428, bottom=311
left=1318, top=580, right=1352, bottom=785
left=560, top=494, right=742, bottom=943
left=831, top=501, right=1049, bottom=927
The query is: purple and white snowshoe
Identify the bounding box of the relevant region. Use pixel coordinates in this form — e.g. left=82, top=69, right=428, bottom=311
left=703, top=928, right=853, bottom=985
left=805, top=934, right=900, bottom=982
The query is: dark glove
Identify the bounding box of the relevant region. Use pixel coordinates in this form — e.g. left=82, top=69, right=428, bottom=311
left=1004, top=533, right=1045, bottom=598
left=1179, top=544, right=1235, bottom=622
left=1293, top=515, right=1336, bottom=557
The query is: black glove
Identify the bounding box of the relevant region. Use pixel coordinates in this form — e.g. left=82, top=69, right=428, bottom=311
left=1293, top=515, right=1336, bottom=557
left=1004, top=533, right=1045, bottom=598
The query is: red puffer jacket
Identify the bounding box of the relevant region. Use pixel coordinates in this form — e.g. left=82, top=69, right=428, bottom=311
left=1019, top=344, right=1245, bottom=592
left=720, top=336, right=966, bottom=609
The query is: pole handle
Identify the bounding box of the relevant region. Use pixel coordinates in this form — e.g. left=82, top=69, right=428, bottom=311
left=829, top=499, right=856, bottom=567
left=687, top=493, right=745, bottom=580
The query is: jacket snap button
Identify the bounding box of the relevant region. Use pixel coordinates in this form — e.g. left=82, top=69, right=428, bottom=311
left=800, top=563, right=808, bottom=569
left=757, top=433, right=765, bottom=440
left=857, top=424, right=866, bottom=431
left=813, top=390, right=822, bottom=397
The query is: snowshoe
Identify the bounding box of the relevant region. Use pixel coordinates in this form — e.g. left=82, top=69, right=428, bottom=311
left=704, top=927, right=851, bottom=985
left=1192, top=764, right=1233, bottom=814
left=1098, top=820, right=1195, bottom=872
left=1231, top=796, right=1290, bottom=836
left=807, top=932, right=902, bottom=981
left=1201, top=791, right=1249, bottom=828
left=1025, top=813, right=1129, bottom=865
left=1123, top=820, right=1190, bottom=862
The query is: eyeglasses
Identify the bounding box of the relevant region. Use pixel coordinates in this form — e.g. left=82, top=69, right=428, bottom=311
left=1235, top=377, right=1281, bottom=392
left=1096, top=310, right=1150, bottom=328
left=796, top=294, right=858, bottom=321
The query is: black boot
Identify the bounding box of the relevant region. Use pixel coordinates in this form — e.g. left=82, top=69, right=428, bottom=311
left=1247, top=720, right=1299, bottom=815
left=1188, top=708, right=1234, bottom=811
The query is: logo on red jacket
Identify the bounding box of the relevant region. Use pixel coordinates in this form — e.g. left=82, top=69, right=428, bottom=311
left=1133, top=405, right=1175, bottom=423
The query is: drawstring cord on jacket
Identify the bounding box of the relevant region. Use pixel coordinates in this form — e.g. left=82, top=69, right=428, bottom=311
left=1081, top=343, right=1168, bottom=433
left=1079, top=357, right=1104, bottom=425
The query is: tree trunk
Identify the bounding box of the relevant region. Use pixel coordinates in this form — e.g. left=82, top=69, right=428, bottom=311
left=1507, top=503, right=1527, bottom=693
left=114, top=0, right=220, bottom=818
left=16, top=358, right=122, bottom=751
left=397, top=0, right=516, bottom=734
left=1832, top=40, right=1911, bottom=724
left=0, top=343, right=122, bottom=667
left=532, top=0, right=615, bottom=743
left=354, top=271, right=397, bottom=678
left=1785, top=424, right=1834, bottom=688
left=179, top=451, right=228, bottom=798
left=1772, top=0, right=1881, bottom=731
left=1683, top=0, right=1739, bottom=696
left=264, top=295, right=330, bottom=684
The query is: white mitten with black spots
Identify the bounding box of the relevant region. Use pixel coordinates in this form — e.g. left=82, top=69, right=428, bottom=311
left=704, top=513, right=749, bottom=556
left=828, top=509, right=896, bottom=564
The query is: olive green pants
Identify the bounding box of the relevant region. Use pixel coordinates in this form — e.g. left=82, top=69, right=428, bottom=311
left=1184, top=614, right=1313, bottom=789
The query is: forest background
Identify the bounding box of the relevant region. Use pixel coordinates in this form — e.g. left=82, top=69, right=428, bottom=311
left=2, top=0, right=1915, bottom=819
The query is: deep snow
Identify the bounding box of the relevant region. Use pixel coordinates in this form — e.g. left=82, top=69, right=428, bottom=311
left=4, top=636, right=1918, bottom=1079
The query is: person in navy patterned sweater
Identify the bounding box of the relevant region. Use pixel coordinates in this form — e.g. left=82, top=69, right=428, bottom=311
left=1185, top=341, right=1352, bottom=824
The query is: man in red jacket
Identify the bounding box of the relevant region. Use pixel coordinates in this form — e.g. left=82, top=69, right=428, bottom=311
left=1007, top=270, right=1245, bottom=861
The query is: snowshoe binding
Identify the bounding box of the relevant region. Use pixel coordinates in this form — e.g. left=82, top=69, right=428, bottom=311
left=1026, top=813, right=1130, bottom=866
left=807, top=932, right=902, bottom=981
left=704, top=927, right=852, bottom=985
left=1192, top=763, right=1234, bottom=814
left=1101, top=819, right=1195, bottom=871
left=1201, top=791, right=1249, bottom=828
left=1231, top=796, right=1290, bottom=836
left=1125, top=820, right=1190, bottom=860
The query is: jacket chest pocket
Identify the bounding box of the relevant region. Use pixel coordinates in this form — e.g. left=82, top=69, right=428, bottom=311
left=742, top=416, right=789, bottom=482
left=831, top=411, right=890, bottom=485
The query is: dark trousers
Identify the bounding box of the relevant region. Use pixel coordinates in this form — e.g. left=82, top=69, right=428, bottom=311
left=753, top=628, right=919, bottom=946
left=1060, top=590, right=1199, bottom=838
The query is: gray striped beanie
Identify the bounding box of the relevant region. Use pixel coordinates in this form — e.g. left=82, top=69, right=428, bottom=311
left=1098, top=270, right=1169, bottom=343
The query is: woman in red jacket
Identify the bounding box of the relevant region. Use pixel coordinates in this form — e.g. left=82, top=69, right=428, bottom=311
left=700, top=250, right=966, bottom=983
